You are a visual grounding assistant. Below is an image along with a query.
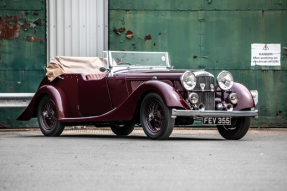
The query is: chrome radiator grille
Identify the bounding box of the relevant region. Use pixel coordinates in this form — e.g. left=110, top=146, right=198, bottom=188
left=194, top=76, right=215, bottom=110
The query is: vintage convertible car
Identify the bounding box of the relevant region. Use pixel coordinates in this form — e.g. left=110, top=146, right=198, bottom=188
left=17, top=51, right=258, bottom=140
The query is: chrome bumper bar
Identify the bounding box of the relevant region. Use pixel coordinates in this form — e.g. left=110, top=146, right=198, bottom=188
left=172, top=109, right=258, bottom=118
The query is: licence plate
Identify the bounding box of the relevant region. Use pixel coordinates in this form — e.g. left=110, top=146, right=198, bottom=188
left=202, top=117, right=231, bottom=125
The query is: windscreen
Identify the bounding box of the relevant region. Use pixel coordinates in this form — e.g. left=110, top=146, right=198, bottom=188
left=110, top=52, right=168, bottom=67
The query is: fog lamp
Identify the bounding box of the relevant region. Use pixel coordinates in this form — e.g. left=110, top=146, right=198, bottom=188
left=198, top=103, right=205, bottom=111
left=188, top=93, right=199, bottom=104
left=226, top=104, right=233, bottom=111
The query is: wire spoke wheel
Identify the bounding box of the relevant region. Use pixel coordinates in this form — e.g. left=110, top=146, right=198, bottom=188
left=37, top=95, right=65, bottom=136
left=140, top=92, right=175, bottom=140
left=41, top=99, right=57, bottom=130
left=145, top=99, right=165, bottom=133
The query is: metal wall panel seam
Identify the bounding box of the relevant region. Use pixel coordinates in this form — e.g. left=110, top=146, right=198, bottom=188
left=104, top=0, right=109, bottom=51
left=46, top=0, right=49, bottom=66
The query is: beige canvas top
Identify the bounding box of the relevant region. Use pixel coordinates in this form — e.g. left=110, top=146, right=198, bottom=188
left=46, top=56, right=116, bottom=82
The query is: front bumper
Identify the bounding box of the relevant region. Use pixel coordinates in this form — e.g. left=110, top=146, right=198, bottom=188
left=171, top=109, right=258, bottom=118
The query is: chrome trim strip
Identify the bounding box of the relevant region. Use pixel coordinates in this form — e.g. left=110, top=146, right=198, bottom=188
left=193, top=71, right=214, bottom=78
left=172, top=109, right=258, bottom=117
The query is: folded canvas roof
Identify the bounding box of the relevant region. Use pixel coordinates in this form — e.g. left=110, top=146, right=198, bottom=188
left=46, top=56, right=112, bottom=82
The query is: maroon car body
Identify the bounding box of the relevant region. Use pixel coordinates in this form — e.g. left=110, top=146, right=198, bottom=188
left=17, top=51, right=258, bottom=140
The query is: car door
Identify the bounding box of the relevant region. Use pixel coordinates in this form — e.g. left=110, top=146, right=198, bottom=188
left=77, top=74, right=113, bottom=116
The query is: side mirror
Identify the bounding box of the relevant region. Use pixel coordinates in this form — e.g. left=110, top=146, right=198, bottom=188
left=99, top=67, right=107, bottom=72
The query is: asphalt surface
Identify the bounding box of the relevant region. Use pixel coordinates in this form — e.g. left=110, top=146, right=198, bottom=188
left=0, top=127, right=287, bottom=191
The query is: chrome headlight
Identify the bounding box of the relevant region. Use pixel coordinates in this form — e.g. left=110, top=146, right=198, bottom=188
left=229, top=93, right=239, bottom=104
left=180, top=71, right=196, bottom=90
left=216, top=71, right=234, bottom=90
left=188, top=93, right=199, bottom=104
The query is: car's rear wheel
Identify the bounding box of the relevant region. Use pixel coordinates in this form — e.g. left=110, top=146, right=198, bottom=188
left=140, top=92, right=175, bottom=140
left=217, top=114, right=251, bottom=140
left=37, top=95, right=65, bottom=136
left=110, top=122, right=135, bottom=136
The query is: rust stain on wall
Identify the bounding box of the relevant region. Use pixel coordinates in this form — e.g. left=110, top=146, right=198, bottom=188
left=37, top=39, right=43, bottom=43
left=21, top=23, right=28, bottom=30
left=114, top=27, right=125, bottom=34
left=25, top=36, right=31, bottom=41
left=25, top=36, right=36, bottom=42
left=144, top=34, right=152, bottom=41
left=0, top=14, right=23, bottom=40
left=126, top=30, right=133, bottom=38
left=0, top=122, right=7, bottom=128
left=275, top=110, right=282, bottom=117
left=35, top=18, right=41, bottom=25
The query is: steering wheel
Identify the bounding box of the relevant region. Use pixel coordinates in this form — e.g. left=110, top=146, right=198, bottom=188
left=118, top=62, right=131, bottom=65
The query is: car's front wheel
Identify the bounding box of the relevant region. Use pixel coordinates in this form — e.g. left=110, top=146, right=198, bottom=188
left=140, top=92, right=175, bottom=140
left=37, top=95, right=65, bottom=136
left=217, top=115, right=251, bottom=140
left=110, top=122, right=135, bottom=136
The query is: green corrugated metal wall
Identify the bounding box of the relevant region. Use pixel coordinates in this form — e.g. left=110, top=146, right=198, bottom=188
left=109, top=0, right=287, bottom=127
left=0, top=0, right=46, bottom=128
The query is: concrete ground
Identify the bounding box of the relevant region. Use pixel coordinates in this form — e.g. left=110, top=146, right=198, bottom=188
left=0, top=127, right=287, bottom=191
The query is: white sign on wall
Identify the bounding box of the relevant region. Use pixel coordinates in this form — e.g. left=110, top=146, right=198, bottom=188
left=251, top=44, right=281, bottom=66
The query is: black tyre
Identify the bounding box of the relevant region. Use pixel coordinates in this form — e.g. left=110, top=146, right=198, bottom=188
left=217, top=116, right=251, bottom=140
left=140, top=92, right=175, bottom=140
left=37, top=95, right=65, bottom=136
left=110, top=122, right=135, bottom=136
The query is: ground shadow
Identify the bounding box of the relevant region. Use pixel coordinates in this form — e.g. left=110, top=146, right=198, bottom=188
left=18, top=133, right=224, bottom=141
